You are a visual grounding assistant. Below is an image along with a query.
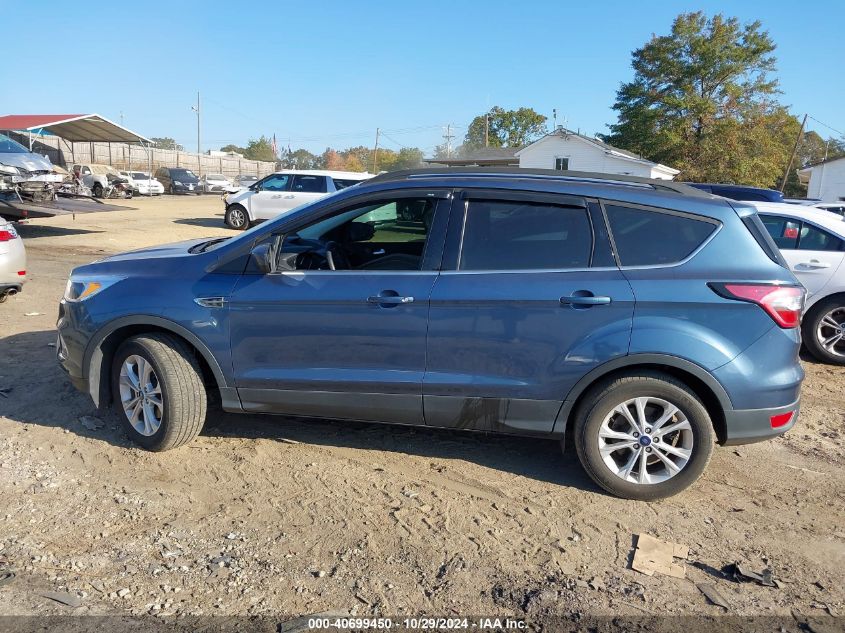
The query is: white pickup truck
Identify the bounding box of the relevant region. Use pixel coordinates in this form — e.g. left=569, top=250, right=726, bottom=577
left=73, top=164, right=133, bottom=199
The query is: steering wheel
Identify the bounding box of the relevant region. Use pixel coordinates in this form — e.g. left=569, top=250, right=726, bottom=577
left=323, top=240, right=351, bottom=271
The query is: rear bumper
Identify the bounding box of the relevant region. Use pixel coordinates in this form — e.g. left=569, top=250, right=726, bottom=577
left=722, top=397, right=800, bottom=445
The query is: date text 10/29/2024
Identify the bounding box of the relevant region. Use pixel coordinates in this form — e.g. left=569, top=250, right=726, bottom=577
left=306, top=617, right=527, bottom=630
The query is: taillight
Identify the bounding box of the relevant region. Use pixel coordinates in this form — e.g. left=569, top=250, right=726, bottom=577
left=709, top=283, right=805, bottom=328
left=0, top=229, right=16, bottom=242
left=770, top=411, right=794, bottom=428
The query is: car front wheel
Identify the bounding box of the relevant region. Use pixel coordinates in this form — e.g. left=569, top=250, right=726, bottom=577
left=225, top=205, right=249, bottom=230
left=803, top=297, right=845, bottom=365
left=573, top=371, right=714, bottom=500
left=112, top=333, right=208, bottom=451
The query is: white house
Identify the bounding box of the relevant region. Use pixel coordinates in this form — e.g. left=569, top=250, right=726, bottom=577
left=798, top=157, right=845, bottom=202
left=516, top=130, right=679, bottom=180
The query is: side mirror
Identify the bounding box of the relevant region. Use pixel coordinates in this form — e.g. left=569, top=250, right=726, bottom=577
left=249, top=242, right=273, bottom=274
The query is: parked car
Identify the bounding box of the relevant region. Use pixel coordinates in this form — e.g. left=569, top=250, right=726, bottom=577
left=0, top=133, right=64, bottom=203
left=72, top=164, right=133, bottom=199
left=223, top=170, right=373, bottom=229
left=753, top=201, right=845, bottom=364
left=686, top=183, right=784, bottom=203
left=198, top=173, right=231, bottom=194
left=0, top=220, right=26, bottom=302
left=814, top=202, right=845, bottom=217
left=155, top=167, right=201, bottom=194
left=57, top=168, right=805, bottom=500
left=127, top=171, right=164, bottom=196
left=227, top=175, right=258, bottom=191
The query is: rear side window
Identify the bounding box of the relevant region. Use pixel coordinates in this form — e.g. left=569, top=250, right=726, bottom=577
left=332, top=178, right=359, bottom=190
left=459, top=200, right=592, bottom=270
left=292, top=175, right=327, bottom=193
left=799, top=223, right=843, bottom=251
left=605, top=204, right=716, bottom=266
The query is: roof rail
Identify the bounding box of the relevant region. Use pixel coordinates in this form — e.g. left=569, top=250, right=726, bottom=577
left=366, top=167, right=705, bottom=196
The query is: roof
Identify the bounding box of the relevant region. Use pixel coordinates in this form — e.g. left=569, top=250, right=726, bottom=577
left=515, top=129, right=680, bottom=175
left=0, top=113, right=151, bottom=144
left=802, top=155, right=845, bottom=169
left=274, top=169, right=374, bottom=179
left=366, top=167, right=705, bottom=196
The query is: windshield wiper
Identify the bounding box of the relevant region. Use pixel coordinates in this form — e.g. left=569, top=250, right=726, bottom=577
left=190, top=238, right=229, bottom=254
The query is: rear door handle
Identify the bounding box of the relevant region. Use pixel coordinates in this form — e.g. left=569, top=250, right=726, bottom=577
left=560, top=294, right=612, bottom=306
left=283, top=194, right=295, bottom=199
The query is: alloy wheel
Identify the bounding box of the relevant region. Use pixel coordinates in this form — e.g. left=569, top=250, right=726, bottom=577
left=118, top=354, right=163, bottom=436
left=228, top=208, right=246, bottom=228
left=598, top=396, right=693, bottom=485
left=816, top=307, right=845, bottom=357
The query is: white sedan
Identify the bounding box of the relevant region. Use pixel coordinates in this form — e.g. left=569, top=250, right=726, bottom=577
left=128, top=171, right=164, bottom=196
left=753, top=201, right=845, bottom=364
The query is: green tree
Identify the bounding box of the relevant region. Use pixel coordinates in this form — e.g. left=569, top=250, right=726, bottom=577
left=603, top=12, right=789, bottom=186
left=464, top=106, right=547, bottom=151
left=242, top=136, right=276, bottom=162
left=151, top=137, right=183, bottom=151
left=219, top=144, right=245, bottom=155
left=390, top=147, right=424, bottom=170
left=282, top=148, right=322, bottom=169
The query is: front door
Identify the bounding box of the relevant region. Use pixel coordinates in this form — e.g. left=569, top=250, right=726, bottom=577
left=249, top=173, right=294, bottom=221
left=424, top=194, right=634, bottom=434
left=229, top=191, right=452, bottom=424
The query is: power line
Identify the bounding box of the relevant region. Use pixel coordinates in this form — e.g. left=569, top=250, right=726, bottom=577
left=807, top=115, right=845, bottom=139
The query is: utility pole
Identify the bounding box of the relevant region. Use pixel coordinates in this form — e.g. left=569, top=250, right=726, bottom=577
left=443, top=124, right=455, bottom=158
left=552, top=108, right=557, bottom=132
left=191, top=91, right=202, bottom=176
left=372, top=127, right=380, bottom=173
left=484, top=114, right=489, bottom=148
left=120, top=111, right=124, bottom=126
left=780, top=113, right=807, bottom=193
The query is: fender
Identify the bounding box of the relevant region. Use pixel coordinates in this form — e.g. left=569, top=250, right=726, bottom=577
left=83, top=315, right=239, bottom=410
left=552, top=353, right=733, bottom=434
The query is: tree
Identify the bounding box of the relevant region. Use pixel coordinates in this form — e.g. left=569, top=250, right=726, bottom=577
left=782, top=131, right=845, bottom=196
left=219, top=144, right=245, bottom=155
left=151, top=137, right=183, bottom=151
left=282, top=148, right=322, bottom=169
left=322, top=148, right=345, bottom=171
left=464, top=106, right=547, bottom=151
left=602, top=12, right=790, bottom=186
left=390, top=147, right=424, bottom=170
left=242, top=136, right=275, bottom=162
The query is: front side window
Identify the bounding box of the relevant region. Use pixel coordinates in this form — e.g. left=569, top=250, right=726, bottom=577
left=605, top=204, right=717, bottom=266
left=760, top=215, right=800, bottom=249
left=292, top=175, right=327, bottom=194
left=284, top=197, right=437, bottom=271
left=554, top=157, right=569, bottom=171
left=259, top=174, right=291, bottom=192
left=459, top=200, right=592, bottom=270
left=332, top=178, right=361, bottom=190
left=798, top=223, right=843, bottom=251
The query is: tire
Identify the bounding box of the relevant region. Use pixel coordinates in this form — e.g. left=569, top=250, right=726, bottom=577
left=92, top=183, right=103, bottom=198
left=802, top=297, right=845, bottom=365
left=168, top=185, right=174, bottom=195
left=111, top=333, right=208, bottom=451
left=572, top=371, right=714, bottom=500
left=225, top=204, right=249, bottom=230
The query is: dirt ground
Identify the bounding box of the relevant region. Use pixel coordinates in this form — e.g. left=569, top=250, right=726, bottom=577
left=0, top=195, right=843, bottom=629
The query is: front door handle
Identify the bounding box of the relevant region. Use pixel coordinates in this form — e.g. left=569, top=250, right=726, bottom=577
left=796, top=260, right=831, bottom=269
left=560, top=293, right=612, bottom=307
left=271, top=194, right=281, bottom=199
left=367, top=294, right=414, bottom=306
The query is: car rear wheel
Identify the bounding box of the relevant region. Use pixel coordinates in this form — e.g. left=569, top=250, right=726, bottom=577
left=92, top=183, right=103, bottom=198
left=112, top=333, right=207, bottom=451
left=803, top=297, right=845, bottom=365
left=225, top=205, right=249, bottom=230
left=573, top=371, right=714, bottom=500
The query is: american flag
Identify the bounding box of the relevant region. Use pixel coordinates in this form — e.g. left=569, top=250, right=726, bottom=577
left=271, top=134, right=278, bottom=158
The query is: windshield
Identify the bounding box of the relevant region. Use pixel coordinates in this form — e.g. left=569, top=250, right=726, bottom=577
left=172, top=169, right=198, bottom=181
left=239, top=176, right=257, bottom=183
left=90, top=165, right=117, bottom=175
left=131, top=172, right=149, bottom=179
left=0, top=134, right=29, bottom=154
left=207, top=174, right=226, bottom=181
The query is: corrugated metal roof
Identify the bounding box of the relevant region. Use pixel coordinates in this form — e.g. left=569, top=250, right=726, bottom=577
left=0, top=114, right=151, bottom=144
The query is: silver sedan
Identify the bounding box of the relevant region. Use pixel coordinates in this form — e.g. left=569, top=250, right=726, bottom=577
left=0, top=221, right=26, bottom=301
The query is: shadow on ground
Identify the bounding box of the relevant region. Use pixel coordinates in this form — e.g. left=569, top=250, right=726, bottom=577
left=0, top=329, right=598, bottom=495
left=15, top=224, right=104, bottom=238
left=172, top=215, right=228, bottom=229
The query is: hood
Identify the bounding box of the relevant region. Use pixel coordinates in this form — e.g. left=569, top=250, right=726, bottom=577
left=93, top=238, right=211, bottom=264
left=0, top=151, right=54, bottom=174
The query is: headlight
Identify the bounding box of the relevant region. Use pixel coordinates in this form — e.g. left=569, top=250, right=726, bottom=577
left=174, top=180, right=183, bottom=186
left=63, top=275, right=124, bottom=302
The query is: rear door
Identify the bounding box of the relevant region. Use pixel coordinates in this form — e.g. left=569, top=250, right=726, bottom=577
left=760, top=214, right=845, bottom=298
left=286, top=174, right=329, bottom=210
left=424, top=191, right=634, bottom=434
left=249, top=173, right=294, bottom=220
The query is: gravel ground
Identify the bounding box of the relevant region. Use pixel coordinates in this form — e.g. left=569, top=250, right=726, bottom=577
left=0, top=196, right=842, bottom=629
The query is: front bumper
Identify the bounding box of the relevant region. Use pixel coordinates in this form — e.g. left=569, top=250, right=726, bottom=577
left=171, top=184, right=200, bottom=194
left=722, top=397, right=800, bottom=445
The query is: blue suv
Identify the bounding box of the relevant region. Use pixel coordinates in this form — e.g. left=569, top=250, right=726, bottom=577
left=57, top=169, right=805, bottom=500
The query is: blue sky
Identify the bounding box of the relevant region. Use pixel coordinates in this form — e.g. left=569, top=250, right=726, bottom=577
left=3, top=1, right=843, bottom=156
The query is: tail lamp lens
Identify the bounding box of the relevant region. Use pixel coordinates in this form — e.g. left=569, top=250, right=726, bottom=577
left=770, top=412, right=794, bottom=428
left=710, top=283, right=805, bottom=328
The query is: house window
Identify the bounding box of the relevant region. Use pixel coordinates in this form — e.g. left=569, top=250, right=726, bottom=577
left=554, top=157, right=569, bottom=171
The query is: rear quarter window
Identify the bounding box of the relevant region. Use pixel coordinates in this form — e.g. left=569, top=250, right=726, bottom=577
left=605, top=203, right=717, bottom=266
